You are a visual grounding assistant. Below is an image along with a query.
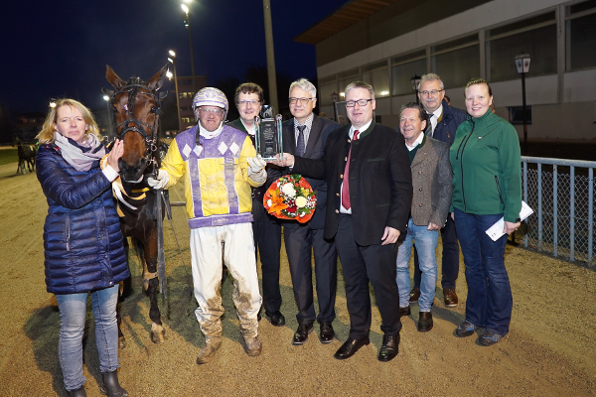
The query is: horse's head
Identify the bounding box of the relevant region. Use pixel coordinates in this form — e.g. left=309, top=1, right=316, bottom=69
left=105, top=65, right=168, bottom=184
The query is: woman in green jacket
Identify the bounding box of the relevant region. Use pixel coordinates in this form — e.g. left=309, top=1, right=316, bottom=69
left=450, top=78, right=521, bottom=346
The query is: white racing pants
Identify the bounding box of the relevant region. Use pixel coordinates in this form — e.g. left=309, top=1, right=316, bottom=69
left=190, top=222, right=262, bottom=339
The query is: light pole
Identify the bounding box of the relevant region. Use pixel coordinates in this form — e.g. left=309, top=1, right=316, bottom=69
left=515, top=53, right=531, bottom=155
left=103, top=95, right=113, bottom=137
left=181, top=2, right=196, bottom=91
left=262, top=0, right=279, bottom=113
left=410, top=74, right=421, bottom=103
left=168, top=50, right=182, bottom=132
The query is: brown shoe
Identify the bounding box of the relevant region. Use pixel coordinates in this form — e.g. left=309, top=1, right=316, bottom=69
left=443, top=289, right=458, bottom=308
left=409, top=288, right=421, bottom=304
left=196, top=336, right=222, bottom=365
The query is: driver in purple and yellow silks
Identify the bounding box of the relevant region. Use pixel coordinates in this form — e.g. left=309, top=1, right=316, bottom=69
left=147, top=87, right=266, bottom=364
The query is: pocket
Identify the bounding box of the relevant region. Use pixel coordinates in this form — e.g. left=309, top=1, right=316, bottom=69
left=494, top=176, right=504, bottom=204
left=64, top=214, right=71, bottom=251
left=367, top=158, right=386, bottom=162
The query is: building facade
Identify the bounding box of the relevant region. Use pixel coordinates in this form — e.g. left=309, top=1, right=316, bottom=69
left=297, top=0, right=596, bottom=141
left=176, top=75, right=207, bottom=131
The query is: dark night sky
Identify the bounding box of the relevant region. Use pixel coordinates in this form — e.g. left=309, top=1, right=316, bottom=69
left=1, top=0, right=347, bottom=114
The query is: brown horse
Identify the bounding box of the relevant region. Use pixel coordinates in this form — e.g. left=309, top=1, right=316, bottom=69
left=104, top=64, right=169, bottom=345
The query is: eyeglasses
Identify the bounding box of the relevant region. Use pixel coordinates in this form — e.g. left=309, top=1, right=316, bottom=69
left=418, top=89, right=443, bottom=97
left=199, top=107, right=224, bottom=115
left=289, top=97, right=313, bottom=105
left=238, top=100, right=260, bottom=107
left=345, top=98, right=373, bottom=107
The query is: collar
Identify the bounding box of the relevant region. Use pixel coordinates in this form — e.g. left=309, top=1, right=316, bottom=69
left=199, top=122, right=224, bottom=139
left=294, top=113, right=314, bottom=131
left=240, top=119, right=255, bottom=136
left=350, top=119, right=373, bottom=139
left=405, top=131, right=425, bottom=151
left=429, top=105, right=443, bottom=119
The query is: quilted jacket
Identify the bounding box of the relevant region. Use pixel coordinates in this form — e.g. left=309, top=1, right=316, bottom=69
left=36, top=144, right=129, bottom=294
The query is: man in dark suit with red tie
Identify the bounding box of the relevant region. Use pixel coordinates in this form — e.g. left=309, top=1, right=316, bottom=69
left=279, top=78, right=340, bottom=346
left=272, top=81, right=412, bottom=362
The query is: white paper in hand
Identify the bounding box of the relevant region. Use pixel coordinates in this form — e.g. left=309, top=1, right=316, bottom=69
left=485, top=201, right=534, bottom=242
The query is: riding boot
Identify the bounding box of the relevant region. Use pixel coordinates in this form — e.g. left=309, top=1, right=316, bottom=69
left=66, top=386, right=87, bottom=397
left=196, top=335, right=222, bottom=365
left=99, top=370, right=128, bottom=397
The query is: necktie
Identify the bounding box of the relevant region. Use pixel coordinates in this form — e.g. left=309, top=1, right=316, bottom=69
left=426, top=113, right=435, bottom=136
left=296, top=125, right=306, bottom=157
left=341, top=130, right=360, bottom=210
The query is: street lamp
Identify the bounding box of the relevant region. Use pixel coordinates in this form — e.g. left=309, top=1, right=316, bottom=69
left=181, top=2, right=196, bottom=91
left=168, top=50, right=182, bottom=132
left=410, top=74, right=421, bottom=103
left=103, top=95, right=113, bottom=137
left=515, top=53, right=531, bottom=155
left=331, top=91, right=339, bottom=122
left=49, top=101, right=56, bottom=108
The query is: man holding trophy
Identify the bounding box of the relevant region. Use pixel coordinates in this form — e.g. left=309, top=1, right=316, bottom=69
left=227, top=83, right=286, bottom=328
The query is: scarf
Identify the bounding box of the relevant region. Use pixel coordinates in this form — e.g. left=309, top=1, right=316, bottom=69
left=54, top=131, right=106, bottom=172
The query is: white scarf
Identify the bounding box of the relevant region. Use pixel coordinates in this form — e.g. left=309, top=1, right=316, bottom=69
left=199, top=122, right=224, bottom=140
left=54, top=131, right=106, bottom=172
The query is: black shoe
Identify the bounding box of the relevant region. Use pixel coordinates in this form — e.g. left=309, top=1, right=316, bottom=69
left=67, top=387, right=87, bottom=397
left=265, top=310, right=286, bottom=327
left=292, top=322, right=314, bottom=345
left=378, top=333, right=400, bottom=362
left=319, top=321, right=335, bottom=344
left=399, top=306, right=411, bottom=318
left=417, top=311, right=433, bottom=332
left=99, top=370, right=128, bottom=397
left=333, top=337, right=370, bottom=360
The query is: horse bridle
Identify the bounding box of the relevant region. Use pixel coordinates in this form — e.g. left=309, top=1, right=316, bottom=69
left=107, top=78, right=163, bottom=173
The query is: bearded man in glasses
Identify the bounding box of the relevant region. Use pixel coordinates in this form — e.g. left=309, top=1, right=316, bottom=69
left=271, top=81, right=412, bottom=362
left=277, top=78, right=340, bottom=347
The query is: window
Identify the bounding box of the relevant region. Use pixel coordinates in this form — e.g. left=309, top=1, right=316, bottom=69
left=486, top=12, right=557, bottom=81
left=391, top=50, right=426, bottom=96
left=431, top=35, right=479, bottom=88
left=319, top=75, right=337, bottom=106
left=338, top=69, right=359, bottom=99
left=566, top=0, right=596, bottom=70
left=362, top=62, right=390, bottom=97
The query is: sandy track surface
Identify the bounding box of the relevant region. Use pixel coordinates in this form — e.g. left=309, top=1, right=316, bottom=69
left=0, top=163, right=594, bottom=396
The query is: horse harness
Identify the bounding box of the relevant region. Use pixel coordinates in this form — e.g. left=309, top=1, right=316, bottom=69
left=107, top=78, right=163, bottom=176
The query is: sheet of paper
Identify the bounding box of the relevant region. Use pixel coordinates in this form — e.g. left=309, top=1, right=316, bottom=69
left=485, top=201, right=534, bottom=242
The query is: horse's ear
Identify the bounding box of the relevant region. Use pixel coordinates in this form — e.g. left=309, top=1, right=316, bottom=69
left=147, top=64, right=169, bottom=92
left=106, top=65, right=126, bottom=90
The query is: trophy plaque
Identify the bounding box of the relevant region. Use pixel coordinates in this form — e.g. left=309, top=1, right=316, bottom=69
left=255, top=114, right=283, bottom=161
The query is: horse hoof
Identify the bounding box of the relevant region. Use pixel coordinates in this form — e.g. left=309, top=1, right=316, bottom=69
left=118, top=336, right=127, bottom=350
left=150, top=324, right=166, bottom=344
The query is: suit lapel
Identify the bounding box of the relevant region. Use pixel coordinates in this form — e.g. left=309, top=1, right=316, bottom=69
left=304, top=115, right=321, bottom=158
left=411, top=140, right=429, bottom=168
left=283, top=122, right=297, bottom=154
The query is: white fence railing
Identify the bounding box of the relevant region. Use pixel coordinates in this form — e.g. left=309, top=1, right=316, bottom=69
left=519, top=156, right=595, bottom=267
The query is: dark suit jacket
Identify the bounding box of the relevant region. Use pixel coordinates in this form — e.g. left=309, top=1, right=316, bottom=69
left=281, top=115, right=339, bottom=230
left=292, top=121, right=413, bottom=246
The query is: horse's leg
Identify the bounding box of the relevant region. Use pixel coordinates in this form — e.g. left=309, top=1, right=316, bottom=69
left=144, top=229, right=165, bottom=344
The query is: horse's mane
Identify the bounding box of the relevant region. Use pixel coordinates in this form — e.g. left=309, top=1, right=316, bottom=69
left=125, top=76, right=147, bottom=87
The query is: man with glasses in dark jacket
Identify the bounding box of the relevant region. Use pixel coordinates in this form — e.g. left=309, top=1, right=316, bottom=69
left=408, top=73, right=466, bottom=309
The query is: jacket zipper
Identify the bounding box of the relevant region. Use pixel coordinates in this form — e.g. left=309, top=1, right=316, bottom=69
left=457, top=120, right=475, bottom=211
left=65, top=214, right=71, bottom=251
left=494, top=175, right=504, bottom=204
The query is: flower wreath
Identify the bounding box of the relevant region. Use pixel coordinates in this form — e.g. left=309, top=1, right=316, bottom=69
left=263, top=174, right=317, bottom=223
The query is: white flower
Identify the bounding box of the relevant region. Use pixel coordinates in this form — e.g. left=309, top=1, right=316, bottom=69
left=295, top=196, right=307, bottom=208
left=281, top=183, right=296, bottom=198
left=267, top=199, right=272, bottom=207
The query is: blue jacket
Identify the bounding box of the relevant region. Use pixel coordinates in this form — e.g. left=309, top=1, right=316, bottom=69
left=427, top=99, right=467, bottom=146
left=36, top=144, right=129, bottom=294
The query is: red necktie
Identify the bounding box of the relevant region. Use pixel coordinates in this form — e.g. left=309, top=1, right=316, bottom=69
left=341, top=130, right=360, bottom=210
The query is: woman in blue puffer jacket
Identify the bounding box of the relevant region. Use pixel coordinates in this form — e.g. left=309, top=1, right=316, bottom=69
left=36, top=98, right=129, bottom=397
